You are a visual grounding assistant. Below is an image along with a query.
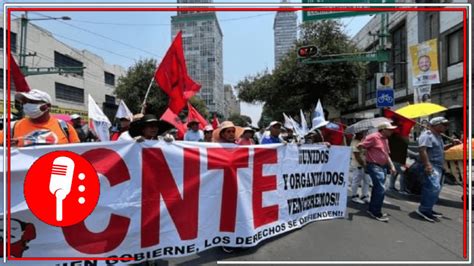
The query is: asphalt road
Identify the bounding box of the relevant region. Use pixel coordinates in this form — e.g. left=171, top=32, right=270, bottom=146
left=144, top=181, right=469, bottom=265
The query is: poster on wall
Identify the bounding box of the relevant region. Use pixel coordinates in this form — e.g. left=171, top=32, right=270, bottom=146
left=409, top=38, right=440, bottom=86
left=414, top=85, right=432, bottom=103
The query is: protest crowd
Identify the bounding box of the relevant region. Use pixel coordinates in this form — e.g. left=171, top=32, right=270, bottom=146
left=1, top=87, right=463, bottom=224
left=0, top=31, right=465, bottom=262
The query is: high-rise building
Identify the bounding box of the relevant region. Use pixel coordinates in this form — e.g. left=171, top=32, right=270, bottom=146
left=273, top=0, right=297, bottom=67
left=223, top=84, right=240, bottom=118
left=171, top=0, right=224, bottom=115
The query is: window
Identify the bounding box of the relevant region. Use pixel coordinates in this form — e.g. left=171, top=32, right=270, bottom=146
left=54, top=51, right=83, bottom=76
left=104, top=72, right=115, bottom=86
left=55, top=83, right=84, bottom=103
left=448, top=29, right=463, bottom=65
left=105, top=95, right=116, bottom=104
left=0, top=28, right=17, bottom=53
left=365, top=62, right=378, bottom=101
left=0, top=68, right=17, bottom=91
left=391, top=23, right=407, bottom=90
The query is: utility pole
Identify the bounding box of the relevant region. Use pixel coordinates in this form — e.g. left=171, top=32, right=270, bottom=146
left=18, top=12, right=85, bottom=76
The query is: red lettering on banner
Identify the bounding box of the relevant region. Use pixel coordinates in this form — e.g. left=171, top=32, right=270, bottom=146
left=141, top=148, right=200, bottom=247
left=62, top=149, right=131, bottom=254
left=252, top=148, right=279, bottom=228
left=207, top=148, right=249, bottom=232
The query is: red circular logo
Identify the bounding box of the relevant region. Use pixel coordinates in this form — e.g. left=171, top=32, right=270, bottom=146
left=24, top=151, right=100, bottom=227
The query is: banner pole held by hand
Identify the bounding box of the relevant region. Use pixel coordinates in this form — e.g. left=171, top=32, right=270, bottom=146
left=141, top=76, right=155, bottom=114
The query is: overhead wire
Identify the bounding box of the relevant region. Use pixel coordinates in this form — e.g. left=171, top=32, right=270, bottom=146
left=32, top=12, right=163, bottom=59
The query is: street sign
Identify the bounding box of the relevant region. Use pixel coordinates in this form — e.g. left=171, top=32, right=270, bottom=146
left=297, top=46, right=318, bottom=58
left=376, top=72, right=393, bottom=90
left=302, top=0, right=395, bottom=22
left=376, top=89, right=394, bottom=108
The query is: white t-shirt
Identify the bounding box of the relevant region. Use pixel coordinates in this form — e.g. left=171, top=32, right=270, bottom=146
left=184, top=130, right=204, bottom=142
left=118, top=131, right=133, bottom=141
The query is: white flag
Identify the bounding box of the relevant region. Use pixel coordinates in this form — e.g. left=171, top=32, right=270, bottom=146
left=115, top=100, right=133, bottom=121
left=300, top=109, right=308, bottom=136
left=88, top=94, right=111, bottom=142
left=282, top=113, right=293, bottom=129
left=310, top=99, right=329, bottom=132
left=283, top=113, right=303, bottom=137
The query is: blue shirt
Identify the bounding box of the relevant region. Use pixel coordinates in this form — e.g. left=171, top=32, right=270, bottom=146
left=261, top=135, right=281, bottom=144
left=418, top=130, right=444, bottom=168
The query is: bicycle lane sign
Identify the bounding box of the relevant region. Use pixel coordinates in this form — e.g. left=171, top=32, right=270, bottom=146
left=376, top=89, right=394, bottom=108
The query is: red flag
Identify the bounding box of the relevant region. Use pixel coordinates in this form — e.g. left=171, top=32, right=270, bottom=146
left=321, top=122, right=346, bottom=145
left=187, top=102, right=208, bottom=130
left=212, top=114, right=220, bottom=130
left=383, top=108, right=416, bottom=137
left=9, top=54, right=30, bottom=92
left=155, top=31, right=201, bottom=114
left=160, top=108, right=186, bottom=140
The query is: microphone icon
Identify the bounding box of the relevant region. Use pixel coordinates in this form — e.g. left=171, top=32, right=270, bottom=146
left=49, top=156, right=75, bottom=221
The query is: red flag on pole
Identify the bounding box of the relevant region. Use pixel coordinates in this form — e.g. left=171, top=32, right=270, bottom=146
left=160, top=108, right=186, bottom=140
left=155, top=31, right=201, bottom=114
left=10, top=54, right=30, bottom=92
left=187, top=102, right=208, bottom=130
left=211, top=114, right=220, bottom=130
left=383, top=108, right=416, bottom=137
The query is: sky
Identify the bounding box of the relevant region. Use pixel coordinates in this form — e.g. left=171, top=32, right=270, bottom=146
left=4, top=0, right=373, bottom=126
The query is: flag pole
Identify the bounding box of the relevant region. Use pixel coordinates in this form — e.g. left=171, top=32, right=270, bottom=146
left=141, top=76, right=155, bottom=114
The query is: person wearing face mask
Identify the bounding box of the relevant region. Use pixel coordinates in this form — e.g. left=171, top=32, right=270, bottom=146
left=3, top=89, right=79, bottom=147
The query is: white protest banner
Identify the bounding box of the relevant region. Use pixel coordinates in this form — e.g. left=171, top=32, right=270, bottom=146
left=1, top=141, right=350, bottom=264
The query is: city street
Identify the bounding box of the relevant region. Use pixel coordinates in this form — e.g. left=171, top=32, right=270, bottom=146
left=161, top=182, right=468, bottom=264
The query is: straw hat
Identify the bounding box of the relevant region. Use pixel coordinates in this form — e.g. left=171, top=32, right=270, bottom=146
left=212, top=121, right=244, bottom=142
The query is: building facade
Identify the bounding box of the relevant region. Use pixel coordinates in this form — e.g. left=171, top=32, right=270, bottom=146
left=0, top=15, right=126, bottom=121
left=171, top=1, right=225, bottom=115
left=344, top=6, right=465, bottom=136
left=223, top=84, right=240, bottom=118
left=273, top=0, right=298, bottom=67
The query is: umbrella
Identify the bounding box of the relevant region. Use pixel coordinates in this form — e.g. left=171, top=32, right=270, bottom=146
left=445, top=139, right=473, bottom=161
left=345, top=117, right=392, bottom=134
left=52, top=114, right=72, bottom=123
left=395, top=103, right=447, bottom=119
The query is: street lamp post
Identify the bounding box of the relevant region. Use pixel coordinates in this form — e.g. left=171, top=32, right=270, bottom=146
left=18, top=12, right=84, bottom=76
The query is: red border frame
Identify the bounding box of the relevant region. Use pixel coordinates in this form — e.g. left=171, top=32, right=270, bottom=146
left=5, top=6, right=469, bottom=262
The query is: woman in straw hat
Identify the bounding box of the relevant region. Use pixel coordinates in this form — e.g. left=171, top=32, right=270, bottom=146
left=212, top=121, right=244, bottom=144
left=237, top=127, right=255, bottom=145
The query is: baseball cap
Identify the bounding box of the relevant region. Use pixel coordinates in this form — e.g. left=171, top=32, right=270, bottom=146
left=19, top=89, right=52, bottom=104
left=71, top=114, right=81, bottom=120
left=429, top=116, right=449, bottom=126
left=267, top=121, right=282, bottom=129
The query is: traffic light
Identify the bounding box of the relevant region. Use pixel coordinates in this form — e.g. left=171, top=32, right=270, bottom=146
left=297, top=46, right=318, bottom=58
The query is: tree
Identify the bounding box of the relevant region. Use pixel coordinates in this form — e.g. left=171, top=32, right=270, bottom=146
left=238, top=20, right=364, bottom=122
left=115, top=58, right=209, bottom=119
left=228, top=113, right=252, bottom=127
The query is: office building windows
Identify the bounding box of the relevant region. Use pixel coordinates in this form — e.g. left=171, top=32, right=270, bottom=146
left=55, top=82, right=84, bottom=103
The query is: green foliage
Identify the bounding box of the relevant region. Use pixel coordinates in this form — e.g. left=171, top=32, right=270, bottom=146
left=184, top=96, right=209, bottom=120
left=115, top=58, right=168, bottom=116
left=228, top=113, right=252, bottom=127
left=238, top=20, right=365, bottom=122
left=115, top=58, right=209, bottom=118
